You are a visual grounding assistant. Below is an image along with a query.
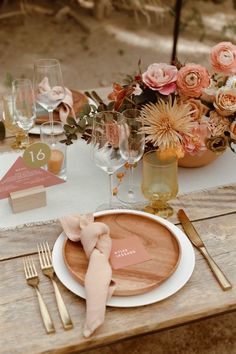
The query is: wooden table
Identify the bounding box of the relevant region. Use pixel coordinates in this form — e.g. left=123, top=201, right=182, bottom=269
left=1, top=104, right=236, bottom=353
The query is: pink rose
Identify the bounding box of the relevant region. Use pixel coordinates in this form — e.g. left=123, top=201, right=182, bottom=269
left=210, top=41, right=236, bottom=75
left=177, top=64, right=210, bottom=98
left=142, top=63, right=178, bottom=95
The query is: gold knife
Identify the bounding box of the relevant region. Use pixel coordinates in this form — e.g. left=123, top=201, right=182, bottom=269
left=177, top=209, right=232, bottom=291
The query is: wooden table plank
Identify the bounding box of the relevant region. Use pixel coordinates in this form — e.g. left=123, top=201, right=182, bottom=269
left=0, top=211, right=236, bottom=354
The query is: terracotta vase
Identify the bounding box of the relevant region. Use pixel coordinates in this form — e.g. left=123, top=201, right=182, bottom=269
left=178, top=150, right=219, bottom=168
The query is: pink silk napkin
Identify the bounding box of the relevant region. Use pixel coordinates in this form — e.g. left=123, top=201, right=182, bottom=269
left=60, top=213, right=116, bottom=337
left=37, top=77, right=76, bottom=123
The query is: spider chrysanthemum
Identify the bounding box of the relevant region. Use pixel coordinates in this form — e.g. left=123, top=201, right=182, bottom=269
left=140, top=98, right=194, bottom=151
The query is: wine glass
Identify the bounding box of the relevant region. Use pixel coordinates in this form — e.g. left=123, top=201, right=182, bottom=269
left=33, top=59, right=65, bottom=123
left=142, top=150, right=178, bottom=218
left=118, top=108, right=145, bottom=205
left=1, top=93, right=28, bottom=149
left=91, top=111, right=128, bottom=211
left=12, top=79, right=36, bottom=147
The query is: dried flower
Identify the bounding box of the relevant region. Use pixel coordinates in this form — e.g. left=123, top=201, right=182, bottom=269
left=139, top=98, right=194, bottom=152
left=205, top=135, right=228, bottom=153
left=207, top=111, right=230, bottom=136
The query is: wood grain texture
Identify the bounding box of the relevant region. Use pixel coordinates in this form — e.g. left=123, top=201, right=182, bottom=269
left=0, top=212, right=236, bottom=354
left=0, top=206, right=236, bottom=354
left=63, top=213, right=180, bottom=296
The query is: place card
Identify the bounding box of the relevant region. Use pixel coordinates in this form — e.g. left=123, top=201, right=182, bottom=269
left=0, top=156, right=65, bottom=200
left=110, top=236, right=152, bottom=270
left=9, top=185, right=46, bottom=213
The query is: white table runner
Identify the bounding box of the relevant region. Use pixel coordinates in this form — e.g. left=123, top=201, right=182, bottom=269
left=0, top=140, right=236, bottom=229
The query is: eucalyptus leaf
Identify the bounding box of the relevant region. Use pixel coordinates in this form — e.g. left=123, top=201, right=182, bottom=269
left=82, top=103, right=91, bottom=116
left=67, top=116, right=77, bottom=126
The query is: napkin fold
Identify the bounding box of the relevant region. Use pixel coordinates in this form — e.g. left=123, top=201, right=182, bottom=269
left=60, top=213, right=115, bottom=337
left=37, top=77, right=76, bottom=124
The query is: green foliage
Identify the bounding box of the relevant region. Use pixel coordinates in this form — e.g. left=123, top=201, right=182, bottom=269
left=62, top=102, right=97, bottom=145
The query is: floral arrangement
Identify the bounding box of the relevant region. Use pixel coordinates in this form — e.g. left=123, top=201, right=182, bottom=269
left=63, top=41, right=236, bottom=159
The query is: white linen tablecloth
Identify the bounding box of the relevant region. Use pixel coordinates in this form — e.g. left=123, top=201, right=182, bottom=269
left=0, top=140, right=236, bottom=229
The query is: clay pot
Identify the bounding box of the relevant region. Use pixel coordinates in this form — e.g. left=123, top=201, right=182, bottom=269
left=178, top=150, right=219, bottom=168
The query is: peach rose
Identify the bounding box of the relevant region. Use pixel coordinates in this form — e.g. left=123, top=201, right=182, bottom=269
left=210, top=42, right=236, bottom=75
left=182, top=122, right=210, bottom=155
left=214, top=88, right=236, bottom=116
left=180, top=98, right=209, bottom=121
left=177, top=64, right=210, bottom=98
left=142, top=63, right=178, bottom=95
left=230, top=121, right=236, bottom=140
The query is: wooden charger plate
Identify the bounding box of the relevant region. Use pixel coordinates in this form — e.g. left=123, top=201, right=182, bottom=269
left=35, top=89, right=88, bottom=124
left=63, top=212, right=181, bottom=296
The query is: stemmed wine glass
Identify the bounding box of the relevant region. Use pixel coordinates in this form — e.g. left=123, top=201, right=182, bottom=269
left=91, top=111, right=128, bottom=211
left=2, top=93, right=28, bottom=149
left=12, top=79, right=36, bottom=147
left=33, top=59, right=65, bottom=123
left=118, top=108, right=145, bottom=205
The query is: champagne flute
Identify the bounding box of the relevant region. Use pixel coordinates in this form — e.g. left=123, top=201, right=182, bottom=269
left=12, top=79, right=36, bottom=147
left=1, top=93, right=28, bottom=149
left=33, top=59, right=65, bottom=124
left=118, top=108, right=145, bottom=204
left=91, top=111, right=128, bottom=211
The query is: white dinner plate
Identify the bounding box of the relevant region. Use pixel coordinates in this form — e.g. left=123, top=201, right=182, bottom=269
left=52, top=209, right=195, bottom=308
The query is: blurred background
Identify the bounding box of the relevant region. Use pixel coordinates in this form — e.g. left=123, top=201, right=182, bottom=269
left=0, top=0, right=236, bottom=96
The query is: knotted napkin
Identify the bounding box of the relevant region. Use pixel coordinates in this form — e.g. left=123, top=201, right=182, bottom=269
left=60, top=213, right=116, bottom=337
left=37, top=77, right=76, bottom=124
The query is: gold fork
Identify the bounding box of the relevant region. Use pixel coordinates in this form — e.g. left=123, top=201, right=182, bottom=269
left=37, top=242, right=73, bottom=330
left=23, top=257, right=55, bottom=334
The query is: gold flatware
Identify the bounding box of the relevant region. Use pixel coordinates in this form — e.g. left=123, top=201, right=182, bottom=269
left=177, top=209, right=232, bottom=291
left=37, top=242, right=73, bottom=330
left=23, top=257, right=55, bottom=334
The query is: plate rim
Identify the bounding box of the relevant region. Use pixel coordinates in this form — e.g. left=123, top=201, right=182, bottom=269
left=62, top=211, right=182, bottom=296
left=52, top=209, right=195, bottom=308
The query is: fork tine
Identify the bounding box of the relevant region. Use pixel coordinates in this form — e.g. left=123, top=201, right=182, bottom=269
left=37, top=243, right=44, bottom=268
left=29, top=257, right=37, bottom=276
left=31, top=258, right=37, bottom=276
left=39, top=243, right=47, bottom=267
left=46, top=242, right=52, bottom=263
left=23, top=258, right=29, bottom=278
left=42, top=242, right=50, bottom=266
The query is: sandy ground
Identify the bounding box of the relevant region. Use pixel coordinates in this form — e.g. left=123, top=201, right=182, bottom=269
left=0, top=1, right=236, bottom=353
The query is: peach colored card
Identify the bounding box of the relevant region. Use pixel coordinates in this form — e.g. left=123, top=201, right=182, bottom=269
left=0, top=157, right=65, bottom=199
left=110, top=236, right=152, bottom=270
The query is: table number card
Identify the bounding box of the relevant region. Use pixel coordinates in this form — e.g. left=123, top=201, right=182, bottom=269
left=0, top=156, right=65, bottom=199
left=110, top=236, right=152, bottom=270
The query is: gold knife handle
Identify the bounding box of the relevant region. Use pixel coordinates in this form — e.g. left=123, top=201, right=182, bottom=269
left=52, top=279, right=73, bottom=330
left=199, top=247, right=232, bottom=291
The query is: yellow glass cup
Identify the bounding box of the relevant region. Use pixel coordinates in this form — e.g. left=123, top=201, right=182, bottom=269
left=142, top=150, right=178, bottom=218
